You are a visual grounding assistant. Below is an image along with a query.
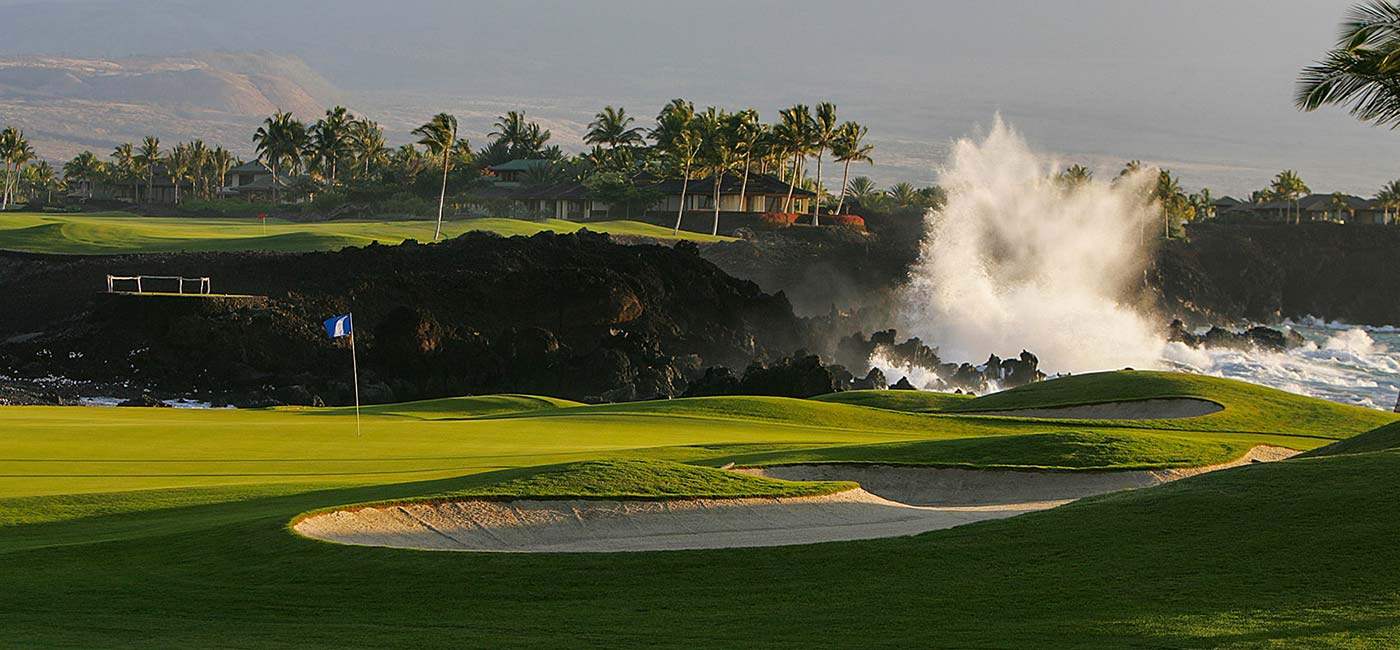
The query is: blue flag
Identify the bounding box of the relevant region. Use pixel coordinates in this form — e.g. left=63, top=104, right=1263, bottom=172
left=323, top=313, right=353, bottom=339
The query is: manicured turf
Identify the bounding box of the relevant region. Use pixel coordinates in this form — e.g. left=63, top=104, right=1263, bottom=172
left=2, top=370, right=1398, bottom=648
left=0, top=211, right=730, bottom=254
left=324, top=459, right=855, bottom=511
left=1302, top=420, right=1400, bottom=458
left=811, top=388, right=975, bottom=412
left=728, top=430, right=1254, bottom=470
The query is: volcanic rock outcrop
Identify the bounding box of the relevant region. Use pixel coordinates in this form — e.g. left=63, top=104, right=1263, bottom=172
left=0, top=232, right=805, bottom=406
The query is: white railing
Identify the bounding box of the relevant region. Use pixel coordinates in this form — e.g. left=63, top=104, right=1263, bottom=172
left=106, top=275, right=211, bottom=295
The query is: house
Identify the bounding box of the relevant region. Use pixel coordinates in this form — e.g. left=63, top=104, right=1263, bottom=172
left=1216, top=193, right=1391, bottom=225
left=220, top=161, right=277, bottom=202
left=68, top=165, right=191, bottom=204
left=487, top=159, right=555, bottom=184
left=650, top=172, right=815, bottom=214
left=477, top=161, right=817, bottom=222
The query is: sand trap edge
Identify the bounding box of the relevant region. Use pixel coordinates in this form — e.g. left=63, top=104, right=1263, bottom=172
left=290, top=446, right=1293, bottom=553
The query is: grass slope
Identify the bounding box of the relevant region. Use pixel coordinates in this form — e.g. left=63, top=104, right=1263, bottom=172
left=2, top=371, right=1397, bottom=647
left=1301, top=420, right=1400, bottom=458
left=944, top=370, right=1398, bottom=436
left=0, top=212, right=729, bottom=254
left=811, top=389, right=975, bottom=412
left=3, top=450, right=1400, bottom=648
left=315, top=459, right=854, bottom=512
left=727, top=430, right=1254, bottom=470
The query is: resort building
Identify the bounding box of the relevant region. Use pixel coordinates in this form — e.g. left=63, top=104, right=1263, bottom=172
left=483, top=159, right=816, bottom=221
left=1215, top=193, right=1392, bottom=225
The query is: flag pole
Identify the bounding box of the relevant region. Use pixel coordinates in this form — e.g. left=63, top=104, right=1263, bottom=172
left=349, top=314, right=361, bottom=436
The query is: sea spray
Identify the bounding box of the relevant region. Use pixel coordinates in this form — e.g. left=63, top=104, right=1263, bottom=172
left=893, top=117, right=1163, bottom=375
left=879, top=118, right=1399, bottom=409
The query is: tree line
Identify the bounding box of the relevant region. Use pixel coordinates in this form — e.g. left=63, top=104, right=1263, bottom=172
left=0, top=100, right=960, bottom=238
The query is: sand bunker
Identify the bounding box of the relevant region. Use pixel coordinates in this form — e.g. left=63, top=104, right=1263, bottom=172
left=292, top=490, right=1050, bottom=553
left=963, top=397, right=1224, bottom=420
left=736, top=445, right=1294, bottom=506
left=293, top=446, right=1293, bottom=553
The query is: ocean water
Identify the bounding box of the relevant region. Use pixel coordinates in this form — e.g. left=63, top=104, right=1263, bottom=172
left=883, top=118, right=1400, bottom=411
left=1163, top=318, right=1400, bottom=411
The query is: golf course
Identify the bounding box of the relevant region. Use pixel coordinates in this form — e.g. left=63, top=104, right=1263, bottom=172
left=5, top=370, right=1400, bottom=648
left=0, top=212, right=729, bottom=254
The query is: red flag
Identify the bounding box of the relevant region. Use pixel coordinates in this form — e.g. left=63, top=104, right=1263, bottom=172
left=257, top=214, right=267, bottom=220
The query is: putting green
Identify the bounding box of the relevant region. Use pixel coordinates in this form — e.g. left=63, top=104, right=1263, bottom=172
left=1, top=371, right=1397, bottom=648
left=0, top=211, right=731, bottom=254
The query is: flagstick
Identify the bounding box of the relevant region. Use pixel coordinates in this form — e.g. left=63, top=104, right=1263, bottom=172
left=349, top=326, right=361, bottom=437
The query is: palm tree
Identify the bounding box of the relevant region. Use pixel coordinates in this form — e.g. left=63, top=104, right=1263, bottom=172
left=652, top=100, right=702, bottom=235
left=1197, top=187, right=1215, bottom=220
left=1155, top=169, right=1186, bottom=238
left=110, top=143, right=137, bottom=201
left=210, top=146, right=235, bottom=196
left=309, top=106, right=352, bottom=184
left=831, top=122, right=873, bottom=215
left=776, top=104, right=814, bottom=213
left=1059, top=164, right=1093, bottom=188
left=412, top=113, right=459, bottom=241
left=584, top=106, right=645, bottom=150
left=1269, top=170, right=1311, bottom=223
left=729, top=109, right=764, bottom=212
left=1115, top=159, right=1144, bottom=182
left=347, top=118, right=388, bottom=179
left=1376, top=179, right=1400, bottom=223
left=0, top=127, right=33, bottom=210
left=187, top=140, right=210, bottom=199
left=807, top=102, right=838, bottom=225
left=696, top=107, right=735, bottom=236
left=253, top=111, right=308, bottom=203
left=164, top=144, right=192, bottom=204
left=1328, top=191, right=1353, bottom=221
left=1297, top=1, right=1400, bottom=127
left=136, top=136, right=161, bottom=203
left=23, top=161, right=60, bottom=203
left=63, top=151, right=104, bottom=200
left=492, top=111, right=552, bottom=159
left=845, top=176, right=880, bottom=206
left=888, top=182, right=919, bottom=207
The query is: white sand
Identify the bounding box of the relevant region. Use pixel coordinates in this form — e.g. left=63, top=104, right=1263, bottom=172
left=963, top=398, right=1224, bottom=420
left=293, top=446, right=1294, bottom=553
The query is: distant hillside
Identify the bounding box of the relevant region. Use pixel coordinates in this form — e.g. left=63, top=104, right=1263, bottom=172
left=0, top=52, right=341, bottom=161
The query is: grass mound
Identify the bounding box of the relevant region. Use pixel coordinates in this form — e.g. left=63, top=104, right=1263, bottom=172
left=946, top=370, right=1398, bottom=436
left=0, top=212, right=729, bottom=254
left=727, top=430, right=1253, bottom=470
left=326, top=394, right=583, bottom=420
left=811, top=389, right=974, bottom=412
left=1301, top=420, right=1400, bottom=458
left=347, top=459, right=855, bottom=505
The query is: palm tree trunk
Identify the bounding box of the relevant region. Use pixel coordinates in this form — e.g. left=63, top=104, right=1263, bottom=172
left=712, top=171, right=722, bottom=236
left=783, top=154, right=799, bottom=213
left=738, top=155, right=750, bottom=213
left=1, top=163, right=10, bottom=211
left=812, top=152, right=823, bottom=226
left=835, top=159, right=852, bottom=215
left=673, top=171, right=691, bottom=236
left=434, top=149, right=449, bottom=241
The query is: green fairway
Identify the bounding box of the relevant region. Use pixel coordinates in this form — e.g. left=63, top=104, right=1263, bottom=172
left=0, top=211, right=730, bottom=254
left=2, top=371, right=1397, bottom=648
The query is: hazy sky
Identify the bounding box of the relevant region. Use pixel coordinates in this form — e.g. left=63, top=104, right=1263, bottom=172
left=0, top=0, right=1393, bottom=195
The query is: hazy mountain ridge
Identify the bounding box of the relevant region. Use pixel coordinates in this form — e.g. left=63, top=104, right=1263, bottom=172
left=0, top=52, right=340, bottom=161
